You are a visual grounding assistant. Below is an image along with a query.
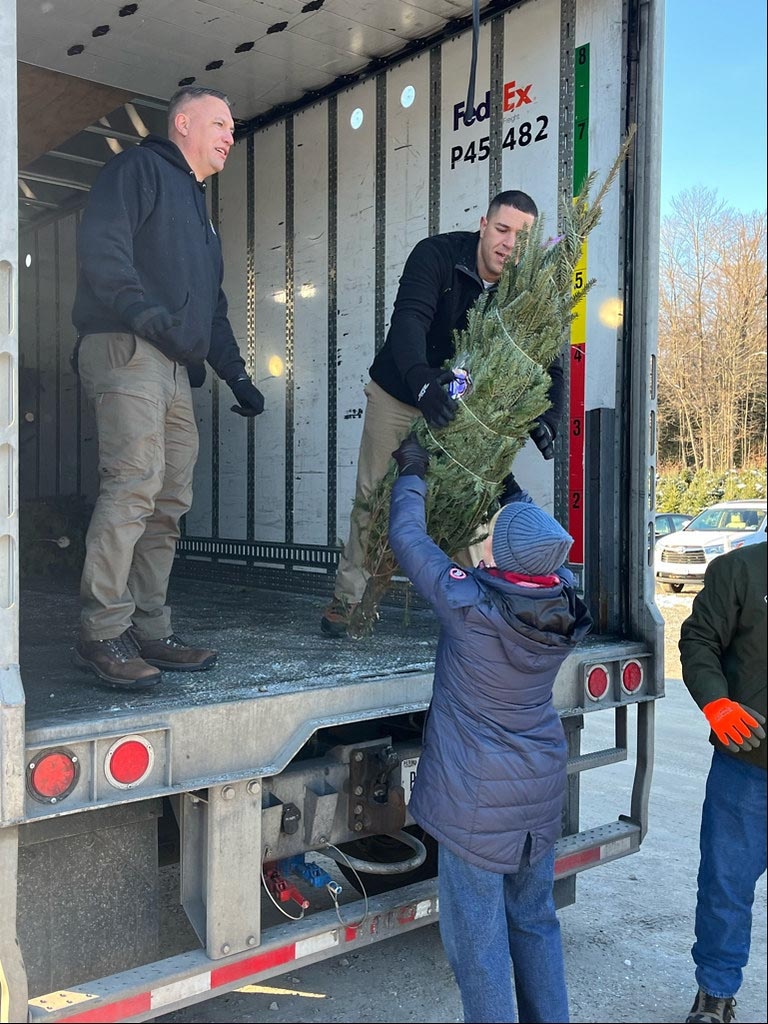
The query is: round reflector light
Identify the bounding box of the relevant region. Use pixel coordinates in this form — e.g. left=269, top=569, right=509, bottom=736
left=621, top=659, right=644, bottom=694
left=104, top=735, right=154, bottom=789
left=27, top=749, right=79, bottom=803
left=585, top=664, right=610, bottom=701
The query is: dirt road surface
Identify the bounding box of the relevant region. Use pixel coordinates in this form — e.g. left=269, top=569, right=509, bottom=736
left=159, top=590, right=767, bottom=1024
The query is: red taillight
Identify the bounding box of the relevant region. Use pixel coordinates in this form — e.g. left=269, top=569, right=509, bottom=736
left=27, top=749, right=79, bottom=803
left=104, top=736, right=154, bottom=789
left=585, top=664, right=610, bottom=701
left=621, top=659, right=644, bottom=694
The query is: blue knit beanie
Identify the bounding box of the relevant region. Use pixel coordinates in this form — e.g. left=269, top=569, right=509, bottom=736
left=491, top=503, right=573, bottom=575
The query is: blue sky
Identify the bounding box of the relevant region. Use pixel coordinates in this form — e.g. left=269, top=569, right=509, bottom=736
left=661, top=0, right=767, bottom=215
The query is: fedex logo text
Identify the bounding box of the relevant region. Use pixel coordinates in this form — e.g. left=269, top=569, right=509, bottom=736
left=452, top=80, right=533, bottom=130
left=504, top=80, right=533, bottom=110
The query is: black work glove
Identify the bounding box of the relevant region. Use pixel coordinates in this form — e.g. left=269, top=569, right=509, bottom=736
left=405, top=367, right=457, bottom=429
left=229, top=375, right=265, bottom=417
left=498, top=471, right=523, bottom=507
left=529, top=419, right=555, bottom=460
left=740, top=706, right=767, bottom=749
left=392, top=433, right=430, bottom=478
left=130, top=305, right=182, bottom=347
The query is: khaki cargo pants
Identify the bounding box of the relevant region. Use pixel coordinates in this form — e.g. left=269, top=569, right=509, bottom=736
left=333, top=380, right=419, bottom=604
left=78, top=333, right=199, bottom=641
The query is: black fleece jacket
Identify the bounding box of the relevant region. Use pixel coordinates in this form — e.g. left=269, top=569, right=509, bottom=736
left=679, top=542, right=767, bottom=770
left=369, top=230, right=564, bottom=432
left=72, top=135, right=246, bottom=385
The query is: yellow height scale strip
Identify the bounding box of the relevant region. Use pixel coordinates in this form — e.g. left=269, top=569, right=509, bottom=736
left=568, top=42, right=589, bottom=562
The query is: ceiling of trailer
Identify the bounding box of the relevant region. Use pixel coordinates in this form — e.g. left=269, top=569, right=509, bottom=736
left=17, top=0, right=479, bottom=227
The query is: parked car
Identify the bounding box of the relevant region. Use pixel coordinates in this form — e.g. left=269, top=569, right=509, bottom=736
left=655, top=512, right=693, bottom=540
left=655, top=499, right=767, bottom=592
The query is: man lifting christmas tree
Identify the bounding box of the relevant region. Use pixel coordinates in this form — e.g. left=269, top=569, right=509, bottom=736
left=320, top=189, right=564, bottom=638
left=321, top=129, right=633, bottom=639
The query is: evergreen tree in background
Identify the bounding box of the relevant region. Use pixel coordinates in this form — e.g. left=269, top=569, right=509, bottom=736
left=348, top=130, right=636, bottom=638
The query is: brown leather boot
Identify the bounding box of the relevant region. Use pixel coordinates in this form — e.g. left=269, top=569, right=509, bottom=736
left=75, top=632, right=161, bottom=689
left=136, top=633, right=217, bottom=671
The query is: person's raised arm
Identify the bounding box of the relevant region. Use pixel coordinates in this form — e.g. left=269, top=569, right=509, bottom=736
left=389, top=435, right=480, bottom=620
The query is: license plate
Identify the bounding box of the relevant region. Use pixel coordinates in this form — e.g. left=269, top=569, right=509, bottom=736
left=400, top=757, right=419, bottom=803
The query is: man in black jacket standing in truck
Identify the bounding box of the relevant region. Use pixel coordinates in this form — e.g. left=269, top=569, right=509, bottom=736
left=72, top=86, right=264, bottom=689
left=321, top=190, right=565, bottom=636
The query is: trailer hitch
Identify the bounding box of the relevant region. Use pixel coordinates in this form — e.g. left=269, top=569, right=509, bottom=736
left=348, top=743, right=405, bottom=835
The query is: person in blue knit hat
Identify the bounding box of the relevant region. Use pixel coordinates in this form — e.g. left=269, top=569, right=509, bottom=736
left=388, top=434, right=592, bottom=1024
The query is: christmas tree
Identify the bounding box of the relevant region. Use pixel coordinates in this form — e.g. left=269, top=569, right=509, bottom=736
left=348, top=130, right=636, bottom=638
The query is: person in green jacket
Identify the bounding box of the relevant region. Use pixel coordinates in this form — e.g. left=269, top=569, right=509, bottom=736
left=678, top=541, right=766, bottom=1024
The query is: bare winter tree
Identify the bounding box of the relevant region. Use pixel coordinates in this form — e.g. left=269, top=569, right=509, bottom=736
left=657, top=187, right=766, bottom=470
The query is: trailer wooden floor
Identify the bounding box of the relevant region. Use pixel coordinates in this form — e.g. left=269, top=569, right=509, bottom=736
left=20, top=573, right=440, bottom=728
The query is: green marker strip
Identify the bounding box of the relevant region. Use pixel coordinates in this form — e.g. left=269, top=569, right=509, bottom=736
left=574, top=43, right=590, bottom=193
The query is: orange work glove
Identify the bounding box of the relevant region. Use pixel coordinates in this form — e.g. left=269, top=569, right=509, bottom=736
left=703, top=699, right=766, bottom=753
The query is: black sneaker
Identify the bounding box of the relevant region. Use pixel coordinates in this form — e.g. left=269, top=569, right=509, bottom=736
left=320, top=597, right=358, bottom=637
left=75, top=631, right=161, bottom=689
left=686, top=989, right=737, bottom=1023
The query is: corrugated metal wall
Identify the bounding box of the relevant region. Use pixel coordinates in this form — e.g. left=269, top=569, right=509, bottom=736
left=18, top=0, right=625, bottom=588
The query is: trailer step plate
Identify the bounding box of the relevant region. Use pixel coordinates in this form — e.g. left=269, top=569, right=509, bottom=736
left=554, top=820, right=640, bottom=877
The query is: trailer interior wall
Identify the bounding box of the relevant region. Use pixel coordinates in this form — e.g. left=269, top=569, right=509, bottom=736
left=17, top=0, right=643, bottom=607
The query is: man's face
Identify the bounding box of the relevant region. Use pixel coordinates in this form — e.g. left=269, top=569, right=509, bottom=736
left=172, top=96, right=234, bottom=180
left=476, top=204, right=536, bottom=282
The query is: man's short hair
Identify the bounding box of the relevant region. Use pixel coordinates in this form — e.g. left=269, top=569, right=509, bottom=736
left=167, top=86, right=232, bottom=127
left=487, top=190, right=538, bottom=220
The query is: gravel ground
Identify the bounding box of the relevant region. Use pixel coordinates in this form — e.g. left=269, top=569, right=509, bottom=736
left=160, top=588, right=767, bottom=1024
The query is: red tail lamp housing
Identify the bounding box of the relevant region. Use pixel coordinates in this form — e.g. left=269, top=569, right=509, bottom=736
left=104, top=735, right=154, bottom=789
left=621, top=658, right=644, bottom=694
left=585, top=664, right=610, bottom=702
left=27, top=748, right=79, bottom=804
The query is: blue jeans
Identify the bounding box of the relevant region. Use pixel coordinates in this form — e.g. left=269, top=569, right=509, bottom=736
left=438, top=841, right=569, bottom=1023
left=693, top=750, right=767, bottom=999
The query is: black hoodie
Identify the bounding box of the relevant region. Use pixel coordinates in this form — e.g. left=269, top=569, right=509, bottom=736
left=369, top=230, right=564, bottom=432
left=72, top=135, right=246, bottom=385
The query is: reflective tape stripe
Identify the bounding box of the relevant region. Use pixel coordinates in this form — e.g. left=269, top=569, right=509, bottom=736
left=38, top=895, right=438, bottom=1020
left=555, top=835, right=635, bottom=877
left=60, top=994, right=151, bottom=1023
left=150, top=973, right=211, bottom=1010
left=210, top=945, right=295, bottom=988
left=414, top=900, right=433, bottom=920
left=554, top=846, right=600, bottom=876
left=295, top=931, right=338, bottom=958
left=601, top=836, right=632, bottom=860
